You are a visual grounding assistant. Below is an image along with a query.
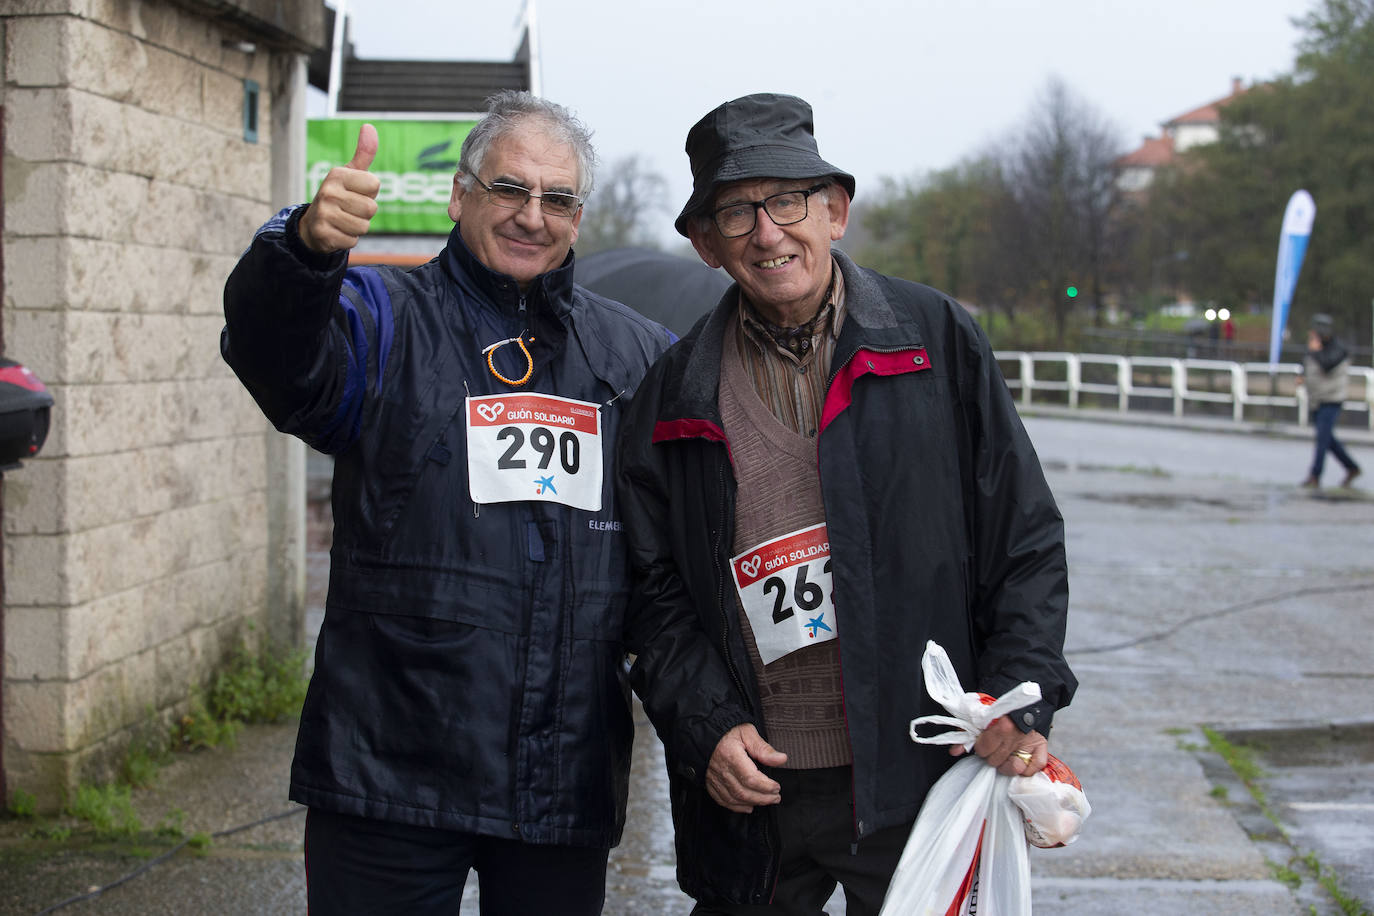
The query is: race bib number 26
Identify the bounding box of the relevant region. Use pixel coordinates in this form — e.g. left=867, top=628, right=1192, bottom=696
left=466, top=393, right=603, bottom=511
left=731, top=523, right=837, bottom=665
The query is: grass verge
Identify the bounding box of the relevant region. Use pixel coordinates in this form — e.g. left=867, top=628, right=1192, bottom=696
left=3, top=640, right=308, bottom=848
left=1198, top=726, right=1371, bottom=916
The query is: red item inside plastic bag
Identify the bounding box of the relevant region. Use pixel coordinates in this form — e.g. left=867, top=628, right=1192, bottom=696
left=1042, top=755, right=1081, bottom=790
left=974, top=694, right=1089, bottom=848
left=1008, top=754, right=1090, bottom=848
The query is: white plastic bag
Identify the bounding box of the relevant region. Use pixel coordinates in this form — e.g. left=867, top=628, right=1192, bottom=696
left=1008, top=758, right=1091, bottom=849
left=878, top=642, right=1041, bottom=916
left=879, top=755, right=1029, bottom=915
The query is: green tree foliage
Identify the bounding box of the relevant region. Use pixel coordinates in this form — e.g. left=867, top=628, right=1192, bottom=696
left=859, top=159, right=1017, bottom=318
left=856, top=78, right=1123, bottom=347
left=1159, top=0, right=1374, bottom=341
left=1291, top=0, right=1374, bottom=335
left=1112, top=167, right=1191, bottom=314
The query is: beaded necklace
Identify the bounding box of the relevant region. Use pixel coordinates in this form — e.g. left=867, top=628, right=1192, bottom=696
left=481, top=333, right=536, bottom=387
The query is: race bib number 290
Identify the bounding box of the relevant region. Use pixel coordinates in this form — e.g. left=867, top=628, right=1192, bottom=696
left=731, top=523, right=837, bottom=665
left=466, top=393, right=603, bottom=511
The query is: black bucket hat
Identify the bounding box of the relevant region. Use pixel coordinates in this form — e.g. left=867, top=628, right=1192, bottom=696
left=674, top=93, right=855, bottom=237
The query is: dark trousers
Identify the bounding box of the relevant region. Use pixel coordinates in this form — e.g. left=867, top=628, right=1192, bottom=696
left=690, top=767, right=913, bottom=916
left=304, top=808, right=609, bottom=916
left=1310, top=402, right=1359, bottom=480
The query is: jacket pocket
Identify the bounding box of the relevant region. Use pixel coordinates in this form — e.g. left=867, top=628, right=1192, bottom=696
left=367, top=349, right=464, bottom=543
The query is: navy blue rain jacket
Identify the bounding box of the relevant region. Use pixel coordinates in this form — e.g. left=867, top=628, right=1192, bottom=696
left=222, top=207, right=673, bottom=847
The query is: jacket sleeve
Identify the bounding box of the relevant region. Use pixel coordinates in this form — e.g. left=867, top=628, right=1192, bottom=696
left=221, top=206, right=390, bottom=454
left=959, top=315, right=1076, bottom=732
left=1314, top=342, right=1348, bottom=374
left=616, top=369, right=756, bottom=782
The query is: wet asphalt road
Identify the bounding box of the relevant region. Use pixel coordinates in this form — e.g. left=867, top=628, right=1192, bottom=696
left=1023, top=411, right=1373, bottom=916
left=2, top=409, right=1370, bottom=914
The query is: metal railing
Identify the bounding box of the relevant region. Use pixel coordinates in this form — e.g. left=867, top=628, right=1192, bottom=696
left=994, top=351, right=1374, bottom=429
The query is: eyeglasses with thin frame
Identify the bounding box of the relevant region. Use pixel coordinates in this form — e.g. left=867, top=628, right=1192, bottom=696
left=465, top=170, right=583, bottom=219
left=710, top=184, right=828, bottom=238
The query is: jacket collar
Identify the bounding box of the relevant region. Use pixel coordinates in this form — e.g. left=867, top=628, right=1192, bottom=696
left=441, top=222, right=577, bottom=320
left=832, top=249, right=904, bottom=332
left=1319, top=338, right=1348, bottom=364
left=665, top=249, right=924, bottom=421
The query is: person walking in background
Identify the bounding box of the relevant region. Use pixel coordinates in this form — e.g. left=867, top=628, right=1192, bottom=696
left=1300, top=313, right=1361, bottom=489
left=222, top=90, right=672, bottom=914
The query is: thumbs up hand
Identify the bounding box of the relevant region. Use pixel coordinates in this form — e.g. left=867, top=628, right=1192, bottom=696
left=299, top=123, right=381, bottom=254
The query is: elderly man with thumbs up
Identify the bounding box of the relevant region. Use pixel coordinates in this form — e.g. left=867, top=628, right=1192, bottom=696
left=222, top=90, right=672, bottom=914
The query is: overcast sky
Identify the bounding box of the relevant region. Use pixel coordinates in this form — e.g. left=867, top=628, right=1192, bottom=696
left=315, top=0, right=1316, bottom=244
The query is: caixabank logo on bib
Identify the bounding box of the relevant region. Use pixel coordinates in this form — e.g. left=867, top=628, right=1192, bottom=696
left=306, top=118, right=477, bottom=234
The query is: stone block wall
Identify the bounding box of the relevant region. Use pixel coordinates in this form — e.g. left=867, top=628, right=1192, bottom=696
left=1, top=0, right=320, bottom=808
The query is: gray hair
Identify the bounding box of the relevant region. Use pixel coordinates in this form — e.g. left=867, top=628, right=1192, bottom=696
left=457, top=90, right=597, bottom=200
left=690, top=177, right=837, bottom=236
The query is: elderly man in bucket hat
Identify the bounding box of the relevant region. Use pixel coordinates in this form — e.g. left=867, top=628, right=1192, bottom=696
left=615, top=92, right=1077, bottom=913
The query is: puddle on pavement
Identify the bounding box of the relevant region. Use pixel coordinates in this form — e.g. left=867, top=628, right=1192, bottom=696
left=1069, top=482, right=1328, bottom=513
left=1077, top=492, right=1249, bottom=511
left=1306, top=489, right=1370, bottom=503
left=1220, top=722, right=1374, bottom=768
left=1042, top=459, right=1172, bottom=477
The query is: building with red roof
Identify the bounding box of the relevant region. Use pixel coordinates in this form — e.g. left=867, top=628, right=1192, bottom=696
left=1115, top=78, right=1250, bottom=191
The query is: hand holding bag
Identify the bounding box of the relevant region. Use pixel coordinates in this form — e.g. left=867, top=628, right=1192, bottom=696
left=879, top=642, right=1088, bottom=915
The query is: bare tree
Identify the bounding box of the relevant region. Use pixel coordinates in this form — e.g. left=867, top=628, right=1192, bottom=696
left=1003, top=78, right=1125, bottom=342
left=576, top=155, right=670, bottom=254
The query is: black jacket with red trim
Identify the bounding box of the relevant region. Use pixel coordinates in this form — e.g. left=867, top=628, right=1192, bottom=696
left=615, top=249, right=1075, bottom=905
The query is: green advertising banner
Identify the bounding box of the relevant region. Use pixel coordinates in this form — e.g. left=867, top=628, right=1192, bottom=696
left=307, top=118, right=477, bottom=235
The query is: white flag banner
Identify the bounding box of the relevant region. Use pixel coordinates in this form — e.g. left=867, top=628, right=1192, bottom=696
left=1268, top=189, right=1316, bottom=367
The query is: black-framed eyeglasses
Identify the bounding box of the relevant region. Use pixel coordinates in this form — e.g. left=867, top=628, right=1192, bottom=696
left=710, top=184, right=828, bottom=238
left=466, top=170, right=583, bottom=219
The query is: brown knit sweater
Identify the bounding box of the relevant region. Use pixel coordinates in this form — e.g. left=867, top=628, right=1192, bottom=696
left=719, top=314, right=851, bottom=769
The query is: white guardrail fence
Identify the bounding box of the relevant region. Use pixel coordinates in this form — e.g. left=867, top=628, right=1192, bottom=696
left=994, top=352, right=1374, bottom=430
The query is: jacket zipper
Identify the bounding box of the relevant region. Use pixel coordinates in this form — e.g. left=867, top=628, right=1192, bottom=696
left=824, top=341, right=919, bottom=397
left=821, top=341, right=920, bottom=847
left=811, top=399, right=861, bottom=849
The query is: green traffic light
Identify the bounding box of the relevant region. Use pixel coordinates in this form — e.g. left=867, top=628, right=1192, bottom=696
left=1066, top=286, right=1079, bottom=298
